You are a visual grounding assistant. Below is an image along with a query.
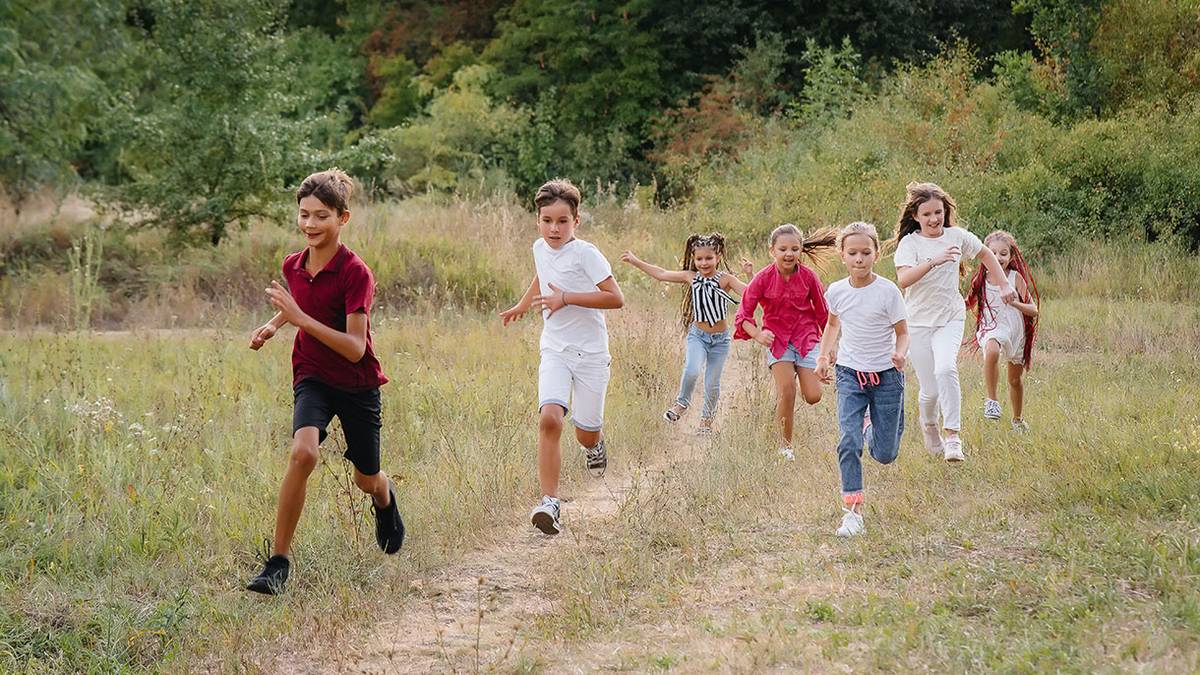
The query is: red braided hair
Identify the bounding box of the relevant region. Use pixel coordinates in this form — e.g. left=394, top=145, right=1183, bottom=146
left=966, top=231, right=1040, bottom=370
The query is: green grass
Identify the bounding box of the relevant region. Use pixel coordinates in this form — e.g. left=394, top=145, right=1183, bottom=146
left=2, top=198, right=1199, bottom=671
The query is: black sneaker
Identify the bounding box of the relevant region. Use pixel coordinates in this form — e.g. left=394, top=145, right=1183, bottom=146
left=246, top=554, right=290, bottom=595
left=372, top=481, right=405, bottom=555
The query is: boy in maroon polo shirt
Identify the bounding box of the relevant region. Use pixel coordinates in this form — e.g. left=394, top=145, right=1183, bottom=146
left=244, top=169, right=404, bottom=595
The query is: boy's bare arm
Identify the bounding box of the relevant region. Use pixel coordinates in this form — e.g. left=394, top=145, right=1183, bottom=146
left=265, top=280, right=368, bottom=362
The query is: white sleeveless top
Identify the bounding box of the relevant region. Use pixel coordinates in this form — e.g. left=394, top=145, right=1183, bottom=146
left=976, top=270, right=1026, bottom=364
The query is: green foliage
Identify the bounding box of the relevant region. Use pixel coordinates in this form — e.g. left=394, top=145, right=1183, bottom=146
left=378, top=65, right=530, bottom=195
left=0, top=1, right=126, bottom=201
left=687, top=46, right=1200, bottom=253
left=367, top=54, right=423, bottom=127
left=791, top=38, right=868, bottom=125
left=115, top=0, right=315, bottom=245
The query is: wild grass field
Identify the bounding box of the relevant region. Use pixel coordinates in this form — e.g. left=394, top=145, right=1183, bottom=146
left=3, top=199, right=1200, bottom=672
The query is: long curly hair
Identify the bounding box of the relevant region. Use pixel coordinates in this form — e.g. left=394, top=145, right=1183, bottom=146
left=966, top=230, right=1040, bottom=370
left=677, top=233, right=731, bottom=331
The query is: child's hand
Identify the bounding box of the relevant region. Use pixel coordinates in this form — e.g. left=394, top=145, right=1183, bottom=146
left=998, top=282, right=1018, bottom=304
left=930, top=246, right=960, bottom=266
left=499, top=302, right=529, bottom=326
left=265, top=281, right=305, bottom=326
left=620, top=250, right=640, bottom=265
left=815, top=356, right=833, bottom=384
left=740, top=258, right=755, bottom=276
left=249, top=323, right=277, bottom=350
left=891, top=351, right=907, bottom=370
left=534, top=282, right=567, bottom=316
left=754, top=329, right=775, bottom=348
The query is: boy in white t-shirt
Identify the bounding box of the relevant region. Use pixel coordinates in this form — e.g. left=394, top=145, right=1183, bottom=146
left=500, top=179, right=625, bottom=535
left=816, top=222, right=909, bottom=538
left=889, top=182, right=1015, bottom=463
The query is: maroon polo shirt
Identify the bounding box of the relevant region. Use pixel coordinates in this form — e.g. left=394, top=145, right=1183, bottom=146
left=282, top=244, right=388, bottom=391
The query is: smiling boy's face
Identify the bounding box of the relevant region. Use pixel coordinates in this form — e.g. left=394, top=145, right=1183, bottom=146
left=538, top=199, right=579, bottom=249
left=297, top=195, right=348, bottom=250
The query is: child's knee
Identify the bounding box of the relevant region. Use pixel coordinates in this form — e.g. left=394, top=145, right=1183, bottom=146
left=802, top=389, right=822, bottom=405
left=288, top=442, right=319, bottom=472
left=538, top=405, right=565, bottom=433
left=1007, top=370, right=1023, bottom=387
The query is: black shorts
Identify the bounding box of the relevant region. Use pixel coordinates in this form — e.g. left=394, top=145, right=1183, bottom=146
left=292, top=378, right=382, bottom=476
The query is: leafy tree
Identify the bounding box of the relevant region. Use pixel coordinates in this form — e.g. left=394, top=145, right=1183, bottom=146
left=116, top=0, right=316, bottom=245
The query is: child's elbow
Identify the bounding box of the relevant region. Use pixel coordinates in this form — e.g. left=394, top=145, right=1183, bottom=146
left=612, top=292, right=625, bottom=309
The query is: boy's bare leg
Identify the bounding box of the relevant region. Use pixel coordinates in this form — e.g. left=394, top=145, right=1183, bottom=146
left=575, top=427, right=601, bottom=448
left=352, top=469, right=390, bottom=508
left=538, top=405, right=565, bottom=497
left=273, top=427, right=321, bottom=557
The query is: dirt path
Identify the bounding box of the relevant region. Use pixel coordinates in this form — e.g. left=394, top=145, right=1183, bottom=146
left=285, top=352, right=758, bottom=674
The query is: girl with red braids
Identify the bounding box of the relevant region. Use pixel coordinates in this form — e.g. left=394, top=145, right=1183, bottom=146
left=967, top=231, right=1040, bottom=431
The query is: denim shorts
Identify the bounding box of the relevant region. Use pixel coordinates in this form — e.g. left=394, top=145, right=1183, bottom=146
left=766, top=342, right=821, bottom=369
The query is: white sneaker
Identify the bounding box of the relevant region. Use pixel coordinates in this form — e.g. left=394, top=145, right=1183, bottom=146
left=943, top=436, right=965, bottom=462
left=836, top=509, right=864, bottom=537
left=778, top=446, right=795, bottom=461
left=1012, top=418, right=1030, bottom=433
left=983, top=399, right=1001, bottom=420
left=922, top=424, right=944, bottom=455
left=530, top=496, right=562, bottom=535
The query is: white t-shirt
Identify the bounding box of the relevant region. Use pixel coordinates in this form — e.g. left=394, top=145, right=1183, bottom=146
left=825, top=275, right=907, bottom=372
left=893, top=227, right=983, bottom=327
left=532, top=238, right=613, bottom=354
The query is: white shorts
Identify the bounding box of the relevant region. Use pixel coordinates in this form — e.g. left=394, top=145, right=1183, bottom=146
left=538, top=348, right=611, bottom=432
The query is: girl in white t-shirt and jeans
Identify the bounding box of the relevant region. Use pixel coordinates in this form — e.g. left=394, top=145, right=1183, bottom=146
left=890, top=182, right=1016, bottom=462
left=816, top=222, right=909, bottom=537
left=500, top=179, right=625, bottom=535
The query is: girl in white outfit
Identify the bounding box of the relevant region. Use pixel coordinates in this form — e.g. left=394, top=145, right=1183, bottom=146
left=966, top=230, right=1040, bottom=431
left=889, top=182, right=1016, bottom=462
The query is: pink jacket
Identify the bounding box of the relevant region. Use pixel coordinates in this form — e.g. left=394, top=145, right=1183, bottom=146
left=734, top=264, right=829, bottom=358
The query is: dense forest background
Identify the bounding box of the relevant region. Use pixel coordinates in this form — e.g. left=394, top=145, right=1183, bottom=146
left=2, top=0, right=1198, bottom=251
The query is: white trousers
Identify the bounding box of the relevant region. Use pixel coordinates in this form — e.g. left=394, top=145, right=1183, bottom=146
left=908, top=320, right=964, bottom=432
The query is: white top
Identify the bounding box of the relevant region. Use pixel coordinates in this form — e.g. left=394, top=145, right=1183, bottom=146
left=893, top=227, right=983, bottom=327
left=825, top=275, right=908, bottom=372
left=532, top=238, right=613, bottom=354
left=977, top=269, right=1027, bottom=362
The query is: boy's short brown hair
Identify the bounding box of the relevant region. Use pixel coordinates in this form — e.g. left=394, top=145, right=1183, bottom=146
left=297, top=168, right=354, bottom=214
left=534, top=179, right=581, bottom=217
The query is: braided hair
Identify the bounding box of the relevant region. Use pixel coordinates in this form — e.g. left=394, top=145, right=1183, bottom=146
left=677, top=233, right=731, bottom=331
left=966, top=230, right=1040, bottom=369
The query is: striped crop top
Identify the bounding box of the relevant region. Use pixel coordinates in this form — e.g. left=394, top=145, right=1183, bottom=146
left=691, top=271, right=738, bottom=325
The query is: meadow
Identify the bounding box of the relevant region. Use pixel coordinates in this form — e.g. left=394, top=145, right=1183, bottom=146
left=2, top=198, right=1200, bottom=672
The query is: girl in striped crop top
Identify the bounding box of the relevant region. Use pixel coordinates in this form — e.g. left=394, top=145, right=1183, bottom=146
left=621, top=233, right=753, bottom=434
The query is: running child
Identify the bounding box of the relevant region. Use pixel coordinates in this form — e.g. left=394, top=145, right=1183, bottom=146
left=966, top=230, right=1040, bottom=431
left=734, top=224, right=837, bottom=460
left=499, top=179, right=625, bottom=535
left=245, top=169, right=404, bottom=595
left=890, top=182, right=1016, bottom=462
left=815, top=222, right=908, bottom=537
left=620, top=234, right=754, bottom=434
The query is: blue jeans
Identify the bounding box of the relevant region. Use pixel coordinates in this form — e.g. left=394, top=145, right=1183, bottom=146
left=835, top=365, right=905, bottom=497
left=676, top=326, right=731, bottom=419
